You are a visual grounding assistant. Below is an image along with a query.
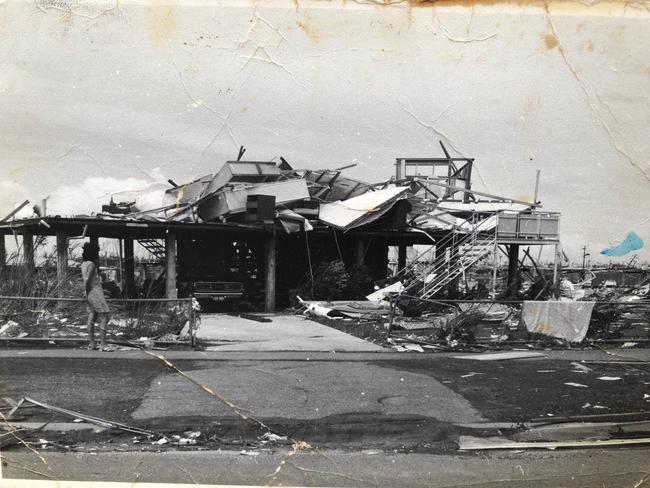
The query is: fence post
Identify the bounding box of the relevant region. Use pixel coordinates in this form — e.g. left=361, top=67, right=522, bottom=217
left=386, top=293, right=397, bottom=339
left=56, top=231, right=68, bottom=305
left=189, top=299, right=196, bottom=348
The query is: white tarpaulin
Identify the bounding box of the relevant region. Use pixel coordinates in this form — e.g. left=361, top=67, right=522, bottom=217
left=318, top=186, right=410, bottom=230
left=521, top=301, right=596, bottom=343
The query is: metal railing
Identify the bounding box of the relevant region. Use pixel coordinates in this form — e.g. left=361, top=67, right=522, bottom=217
left=496, top=212, right=560, bottom=241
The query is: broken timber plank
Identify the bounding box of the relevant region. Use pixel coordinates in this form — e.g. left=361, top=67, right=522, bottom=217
left=7, top=397, right=155, bottom=436
left=459, top=435, right=650, bottom=451
left=452, top=351, right=546, bottom=361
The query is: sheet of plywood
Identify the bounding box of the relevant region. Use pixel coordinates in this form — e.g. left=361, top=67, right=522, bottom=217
left=318, top=186, right=409, bottom=230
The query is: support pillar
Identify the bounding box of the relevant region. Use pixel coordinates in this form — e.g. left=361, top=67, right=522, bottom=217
left=265, top=231, right=276, bottom=312
left=0, top=234, right=5, bottom=276
left=552, top=243, right=562, bottom=298
left=23, top=233, right=35, bottom=274
left=165, top=232, right=177, bottom=299
left=491, top=240, right=499, bottom=299
left=397, top=244, right=407, bottom=271
left=123, top=238, right=136, bottom=298
left=355, top=238, right=365, bottom=267
left=506, top=244, right=520, bottom=298
left=56, top=231, right=68, bottom=295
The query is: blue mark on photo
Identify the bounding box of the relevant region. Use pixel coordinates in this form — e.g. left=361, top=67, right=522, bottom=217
left=600, top=231, right=644, bottom=257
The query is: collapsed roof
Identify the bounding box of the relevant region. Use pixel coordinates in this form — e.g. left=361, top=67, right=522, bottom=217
left=94, top=145, right=540, bottom=236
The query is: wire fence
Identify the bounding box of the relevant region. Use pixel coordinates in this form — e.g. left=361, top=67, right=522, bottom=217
left=0, top=296, right=198, bottom=346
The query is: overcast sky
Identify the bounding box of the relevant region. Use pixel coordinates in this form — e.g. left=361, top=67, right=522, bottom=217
left=1, top=0, right=648, bottom=264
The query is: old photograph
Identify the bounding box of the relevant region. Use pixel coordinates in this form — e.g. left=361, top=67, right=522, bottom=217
left=1, top=0, right=649, bottom=486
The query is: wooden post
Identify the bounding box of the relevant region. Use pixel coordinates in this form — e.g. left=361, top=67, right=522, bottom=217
left=265, top=231, right=276, bottom=312
left=0, top=234, right=5, bottom=276
left=189, top=304, right=196, bottom=348
left=386, top=293, right=397, bottom=338
left=397, top=244, right=407, bottom=272
left=123, top=238, right=136, bottom=298
left=355, top=238, right=365, bottom=267
left=506, top=244, right=520, bottom=298
left=56, top=231, right=68, bottom=295
left=553, top=243, right=562, bottom=298
left=117, top=239, right=123, bottom=287
left=165, top=232, right=177, bottom=299
left=23, top=232, right=35, bottom=274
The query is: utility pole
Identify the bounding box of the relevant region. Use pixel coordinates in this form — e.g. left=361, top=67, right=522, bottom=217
left=533, top=169, right=541, bottom=207
left=581, top=245, right=590, bottom=280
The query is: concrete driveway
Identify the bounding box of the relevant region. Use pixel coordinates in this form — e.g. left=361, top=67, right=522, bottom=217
left=197, top=313, right=384, bottom=352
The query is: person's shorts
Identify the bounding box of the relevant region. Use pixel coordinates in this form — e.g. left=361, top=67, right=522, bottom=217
left=86, top=288, right=110, bottom=313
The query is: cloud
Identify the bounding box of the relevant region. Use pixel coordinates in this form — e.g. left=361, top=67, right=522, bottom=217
left=0, top=181, right=30, bottom=219
left=3, top=168, right=170, bottom=219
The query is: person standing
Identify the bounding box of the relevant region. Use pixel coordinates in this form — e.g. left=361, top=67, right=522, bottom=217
left=81, top=241, right=110, bottom=350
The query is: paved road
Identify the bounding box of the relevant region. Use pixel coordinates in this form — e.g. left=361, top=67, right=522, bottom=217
left=1, top=348, right=649, bottom=485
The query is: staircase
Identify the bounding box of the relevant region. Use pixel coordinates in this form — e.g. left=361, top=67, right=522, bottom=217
left=137, top=239, right=166, bottom=261
left=400, top=216, right=497, bottom=299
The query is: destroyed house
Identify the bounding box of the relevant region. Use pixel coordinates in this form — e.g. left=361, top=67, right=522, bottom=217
left=0, top=144, right=562, bottom=310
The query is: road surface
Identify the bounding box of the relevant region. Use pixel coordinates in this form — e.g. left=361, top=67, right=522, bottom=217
left=1, top=348, right=649, bottom=485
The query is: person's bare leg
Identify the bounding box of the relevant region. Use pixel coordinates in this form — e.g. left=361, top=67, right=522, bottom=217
left=98, top=313, right=109, bottom=349
left=87, top=311, right=97, bottom=349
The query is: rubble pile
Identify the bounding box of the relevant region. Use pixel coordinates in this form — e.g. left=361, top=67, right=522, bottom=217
left=0, top=300, right=198, bottom=343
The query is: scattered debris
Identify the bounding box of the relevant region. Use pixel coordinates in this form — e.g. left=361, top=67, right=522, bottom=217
left=301, top=298, right=393, bottom=320
left=402, top=343, right=424, bottom=353
left=6, top=397, right=155, bottom=436
left=367, top=282, right=404, bottom=302
left=0, top=321, right=21, bottom=337
left=260, top=432, right=288, bottom=443
left=171, top=434, right=197, bottom=446
left=460, top=372, right=483, bottom=378
left=239, top=450, right=260, bottom=457
left=304, top=303, right=345, bottom=319
left=570, top=362, right=593, bottom=373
